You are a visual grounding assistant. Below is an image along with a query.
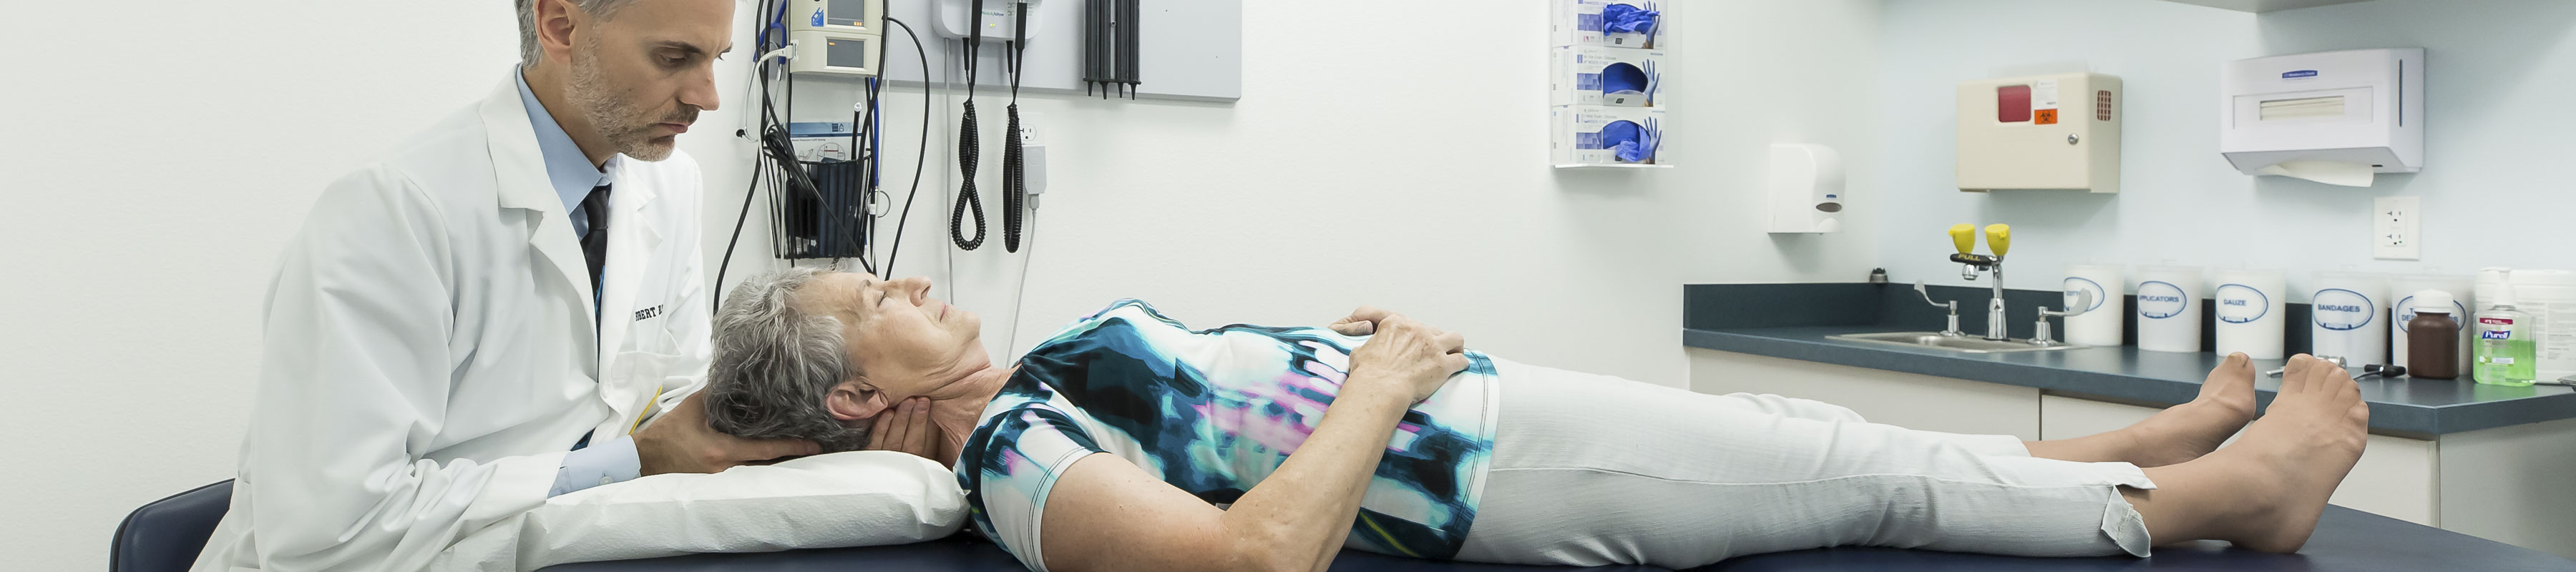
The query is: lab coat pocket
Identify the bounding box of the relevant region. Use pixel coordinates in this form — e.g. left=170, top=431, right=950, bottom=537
left=604, top=350, right=682, bottom=437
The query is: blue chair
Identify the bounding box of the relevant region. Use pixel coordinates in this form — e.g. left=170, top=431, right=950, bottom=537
left=112, top=480, right=233, bottom=572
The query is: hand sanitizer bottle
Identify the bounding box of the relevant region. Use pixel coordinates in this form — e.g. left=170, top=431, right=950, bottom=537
left=2475, top=282, right=2540, bottom=386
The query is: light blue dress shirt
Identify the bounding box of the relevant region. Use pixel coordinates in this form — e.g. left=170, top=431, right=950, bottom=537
left=515, top=68, right=613, bottom=237
left=519, top=68, right=643, bottom=498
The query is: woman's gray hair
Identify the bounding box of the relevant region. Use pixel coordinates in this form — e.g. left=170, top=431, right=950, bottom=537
left=516, top=0, right=636, bottom=66
left=703, top=267, right=873, bottom=453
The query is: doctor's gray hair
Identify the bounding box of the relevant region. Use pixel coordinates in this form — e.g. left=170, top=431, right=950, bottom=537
left=516, top=0, right=638, bottom=66
left=704, top=267, right=873, bottom=453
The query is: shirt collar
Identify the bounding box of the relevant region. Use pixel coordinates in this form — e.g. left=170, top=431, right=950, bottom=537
left=515, top=66, right=613, bottom=215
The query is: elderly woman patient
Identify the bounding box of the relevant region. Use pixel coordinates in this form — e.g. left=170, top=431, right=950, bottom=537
left=703, top=267, right=2368, bottom=572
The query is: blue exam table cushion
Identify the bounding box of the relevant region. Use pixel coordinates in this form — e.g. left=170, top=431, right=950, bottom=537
left=544, top=506, right=2575, bottom=572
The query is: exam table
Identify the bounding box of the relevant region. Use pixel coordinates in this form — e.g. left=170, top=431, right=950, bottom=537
left=114, top=480, right=2576, bottom=572
left=543, top=504, right=2576, bottom=572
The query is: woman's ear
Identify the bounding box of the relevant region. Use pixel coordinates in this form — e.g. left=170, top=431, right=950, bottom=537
left=825, top=380, right=892, bottom=421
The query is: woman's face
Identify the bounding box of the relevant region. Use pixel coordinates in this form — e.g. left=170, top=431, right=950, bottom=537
left=794, top=272, right=983, bottom=419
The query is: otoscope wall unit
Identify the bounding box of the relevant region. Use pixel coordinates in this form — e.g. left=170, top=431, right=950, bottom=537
left=784, top=0, right=887, bottom=77
left=877, top=0, right=1240, bottom=102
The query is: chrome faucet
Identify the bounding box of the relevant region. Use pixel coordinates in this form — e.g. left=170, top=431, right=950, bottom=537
left=1955, top=255, right=2009, bottom=340
left=1913, top=280, right=1965, bottom=337
left=2031, top=289, right=2094, bottom=345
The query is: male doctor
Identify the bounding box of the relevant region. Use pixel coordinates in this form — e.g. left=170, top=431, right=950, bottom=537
left=193, top=1, right=827, bottom=570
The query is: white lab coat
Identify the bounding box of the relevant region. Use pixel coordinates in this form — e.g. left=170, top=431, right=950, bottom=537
left=192, top=74, right=713, bottom=572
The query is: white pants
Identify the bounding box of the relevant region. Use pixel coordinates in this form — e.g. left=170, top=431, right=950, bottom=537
left=1454, top=360, right=2156, bottom=567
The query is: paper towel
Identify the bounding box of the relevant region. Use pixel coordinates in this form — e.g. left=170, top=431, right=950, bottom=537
left=2258, top=160, right=2376, bottom=187
left=2064, top=265, right=2124, bottom=347
left=2215, top=270, right=2287, bottom=360
left=2136, top=266, right=2203, bottom=353
left=2311, top=272, right=2389, bottom=365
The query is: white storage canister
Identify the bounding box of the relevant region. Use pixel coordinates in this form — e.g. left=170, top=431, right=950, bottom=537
left=2063, top=265, right=2124, bottom=347
left=2310, top=272, right=2389, bottom=366
left=2135, top=266, right=2203, bottom=353
left=2214, top=270, right=2287, bottom=360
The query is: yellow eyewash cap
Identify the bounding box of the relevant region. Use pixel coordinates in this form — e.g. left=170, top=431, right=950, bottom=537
left=1948, top=224, right=1977, bottom=255
left=1985, top=224, right=2012, bottom=257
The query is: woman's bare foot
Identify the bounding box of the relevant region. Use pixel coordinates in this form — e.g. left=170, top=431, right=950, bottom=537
left=2120, top=352, right=2260, bottom=467
left=2200, top=355, right=2370, bottom=552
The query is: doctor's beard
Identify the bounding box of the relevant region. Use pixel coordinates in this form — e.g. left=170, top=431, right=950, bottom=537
left=566, top=39, right=697, bottom=162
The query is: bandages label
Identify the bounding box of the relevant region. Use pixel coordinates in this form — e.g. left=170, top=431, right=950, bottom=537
left=2313, top=289, right=2379, bottom=331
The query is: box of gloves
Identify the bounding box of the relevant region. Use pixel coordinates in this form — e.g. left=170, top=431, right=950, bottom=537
left=1552, top=0, right=1667, bottom=49
left=1552, top=105, right=1667, bottom=167
left=1551, top=46, right=1667, bottom=107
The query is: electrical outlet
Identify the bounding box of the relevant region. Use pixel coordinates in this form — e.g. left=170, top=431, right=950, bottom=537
left=2373, top=196, right=2421, bottom=260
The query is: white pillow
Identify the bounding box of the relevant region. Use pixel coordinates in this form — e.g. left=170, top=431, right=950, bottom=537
left=431, top=450, right=969, bottom=571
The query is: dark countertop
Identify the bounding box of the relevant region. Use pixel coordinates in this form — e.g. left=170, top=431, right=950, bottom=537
left=1684, top=284, right=2576, bottom=438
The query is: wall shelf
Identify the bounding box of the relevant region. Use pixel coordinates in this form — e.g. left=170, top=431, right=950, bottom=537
left=2156, top=0, right=2377, bottom=14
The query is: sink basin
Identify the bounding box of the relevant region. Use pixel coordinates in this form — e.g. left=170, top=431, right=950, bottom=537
left=1826, top=332, right=2084, bottom=354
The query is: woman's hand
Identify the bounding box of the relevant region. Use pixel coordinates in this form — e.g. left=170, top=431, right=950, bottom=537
left=1329, top=305, right=1392, bottom=336
left=1342, top=309, right=1469, bottom=403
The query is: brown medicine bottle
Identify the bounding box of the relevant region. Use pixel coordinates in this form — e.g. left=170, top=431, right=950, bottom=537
left=2406, top=290, right=2460, bottom=380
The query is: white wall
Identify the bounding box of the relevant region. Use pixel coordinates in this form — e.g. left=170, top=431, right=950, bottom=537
left=1875, top=0, right=2576, bottom=300
left=0, top=2, right=522, bottom=569
left=0, top=1, right=1881, bottom=569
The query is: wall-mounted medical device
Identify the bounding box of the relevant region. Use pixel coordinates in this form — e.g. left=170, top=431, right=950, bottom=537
left=1553, top=106, right=1667, bottom=167
left=935, top=0, right=1048, bottom=41
left=1553, top=0, right=1666, bottom=49
left=1768, top=144, right=1844, bottom=234
left=1956, top=72, right=2122, bottom=193
left=786, top=0, right=887, bottom=77
left=1552, top=46, right=1666, bottom=107
left=2220, top=48, right=2424, bottom=187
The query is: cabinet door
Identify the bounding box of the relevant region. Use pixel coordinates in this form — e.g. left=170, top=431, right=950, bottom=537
left=2039, top=395, right=2438, bottom=526
left=1687, top=348, right=2040, bottom=440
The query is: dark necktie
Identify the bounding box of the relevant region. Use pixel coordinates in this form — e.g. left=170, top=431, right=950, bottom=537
left=579, top=184, right=612, bottom=312
left=572, top=184, right=611, bottom=453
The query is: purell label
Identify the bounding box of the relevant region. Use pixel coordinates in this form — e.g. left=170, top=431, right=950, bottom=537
left=2311, top=289, right=2377, bottom=331
left=2137, top=281, right=2190, bottom=319
left=2215, top=284, right=2269, bottom=324
left=2482, top=330, right=2514, bottom=340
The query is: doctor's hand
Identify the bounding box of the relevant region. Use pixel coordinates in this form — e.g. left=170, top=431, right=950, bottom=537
left=1345, top=312, right=1470, bottom=403
left=865, top=397, right=942, bottom=460
left=636, top=392, right=823, bottom=475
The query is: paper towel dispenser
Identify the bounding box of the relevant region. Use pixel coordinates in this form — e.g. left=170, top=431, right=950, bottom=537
left=2220, top=48, right=2424, bottom=187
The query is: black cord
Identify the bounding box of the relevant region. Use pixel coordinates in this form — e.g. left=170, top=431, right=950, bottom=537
left=882, top=17, right=933, bottom=277
left=951, top=1, right=988, bottom=251
left=717, top=2, right=787, bottom=310
left=1002, top=2, right=1028, bottom=252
